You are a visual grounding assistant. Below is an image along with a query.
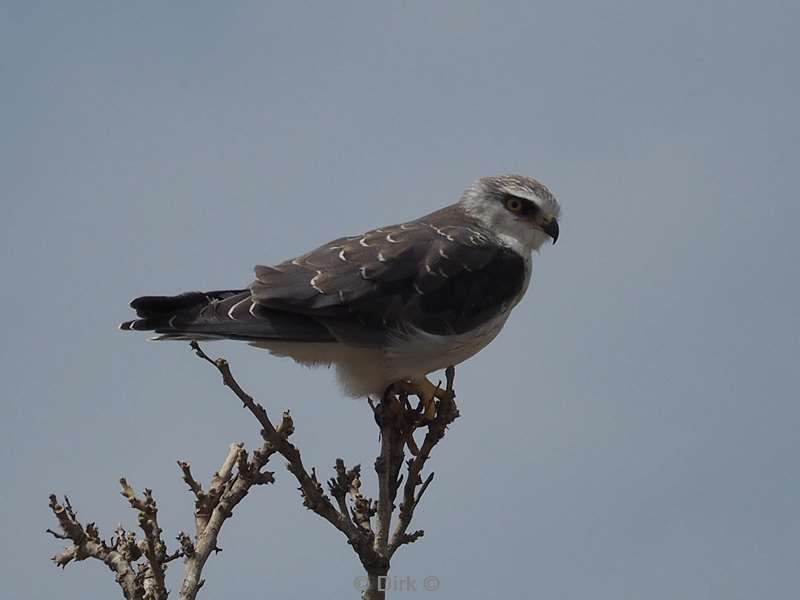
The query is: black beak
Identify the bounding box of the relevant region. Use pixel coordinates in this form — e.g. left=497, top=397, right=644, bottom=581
left=542, top=218, right=559, bottom=244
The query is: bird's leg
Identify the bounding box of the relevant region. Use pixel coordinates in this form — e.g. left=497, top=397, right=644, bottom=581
left=397, top=377, right=448, bottom=423
left=416, top=378, right=439, bottom=422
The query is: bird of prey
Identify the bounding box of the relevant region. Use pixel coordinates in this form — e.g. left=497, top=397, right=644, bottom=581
left=121, top=174, right=560, bottom=416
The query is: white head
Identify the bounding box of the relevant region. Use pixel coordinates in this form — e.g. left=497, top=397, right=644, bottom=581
left=459, top=174, right=561, bottom=253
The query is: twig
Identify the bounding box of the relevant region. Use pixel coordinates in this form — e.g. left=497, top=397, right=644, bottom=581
left=388, top=367, right=459, bottom=555
left=191, top=343, right=459, bottom=599
left=119, top=479, right=169, bottom=599
left=47, top=495, right=142, bottom=600
left=178, top=440, right=275, bottom=600
left=190, top=342, right=384, bottom=572
left=48, top=343, right=459, bottom=600
left=48, top=438, right=276, bottom=600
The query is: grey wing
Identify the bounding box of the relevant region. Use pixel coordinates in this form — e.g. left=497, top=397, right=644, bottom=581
left=250, top=208, right=526, bottom=345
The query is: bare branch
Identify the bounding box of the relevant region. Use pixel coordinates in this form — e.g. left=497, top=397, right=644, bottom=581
left=373, top=393, right=408, bottom=556
left=49, top=436, right=276, bottom=600
left=178, top=461, right=203, bottom=497
left=49, top=344, right=459, bottom=600
left=179, top=440, right=275, bottom=600
left=389, top=367, right=459, bottom=556
left=191, top=343, right=460, bottom=598
left=348, top=466, right=377, bottom=536
left=118, top=479, right=169, bottom=599
left=327, top=459, right=360, bottom=535
left=48, top=494, right=142, bottom=600
left=190, top=342, right=388, bottom=576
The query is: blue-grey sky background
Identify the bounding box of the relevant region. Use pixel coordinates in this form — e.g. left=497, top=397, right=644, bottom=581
left=2, top=2, right=799, bottom=598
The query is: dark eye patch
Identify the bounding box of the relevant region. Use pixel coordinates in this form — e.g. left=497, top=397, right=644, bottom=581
left=502, top=193, right=541, bottom=217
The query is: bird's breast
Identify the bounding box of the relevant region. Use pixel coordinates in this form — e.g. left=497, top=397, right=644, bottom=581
left=383, top=311, right=511, bottom=380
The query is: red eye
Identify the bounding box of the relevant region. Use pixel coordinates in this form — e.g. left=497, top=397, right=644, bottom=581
left=505, top=197, right=523, bottom=212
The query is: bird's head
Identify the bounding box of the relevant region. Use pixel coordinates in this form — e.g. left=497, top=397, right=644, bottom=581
left=459, top=174, right=560, bottom=252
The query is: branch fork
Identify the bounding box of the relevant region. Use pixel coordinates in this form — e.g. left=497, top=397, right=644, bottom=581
left=49, top=343, right=459, bottom=600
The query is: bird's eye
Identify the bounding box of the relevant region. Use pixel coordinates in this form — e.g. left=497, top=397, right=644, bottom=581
left=504, top=196, right=523, bottom=212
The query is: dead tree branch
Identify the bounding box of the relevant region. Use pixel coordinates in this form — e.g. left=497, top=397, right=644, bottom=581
left=176, top=440, right=275, bottom=600
left=48, top=343, right=459, bottom=600
left=48, top=494, right=142, bottom=600
left=190, top=342, right=459, bottom=600
left=48, top=438, right=275, bottom=600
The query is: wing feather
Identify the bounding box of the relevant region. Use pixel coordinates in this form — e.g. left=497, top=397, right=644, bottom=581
left=250, top=208, right=527, bottom=343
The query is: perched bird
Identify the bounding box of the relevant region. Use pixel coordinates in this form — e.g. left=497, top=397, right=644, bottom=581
left=121, top=175, right=560, bottom=415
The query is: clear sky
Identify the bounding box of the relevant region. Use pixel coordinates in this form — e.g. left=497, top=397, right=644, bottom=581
left=2, top=2, right=799, bottom=599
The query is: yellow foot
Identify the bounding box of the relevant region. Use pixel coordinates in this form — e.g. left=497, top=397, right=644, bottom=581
left=396, top=377, right=448, bottom=422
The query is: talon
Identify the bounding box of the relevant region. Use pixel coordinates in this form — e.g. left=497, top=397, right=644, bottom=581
left=394, top=377, right=440, bottom=423
left=434, top=385, right=452, bottom=402
left=421, top=395, right=437, bottom=422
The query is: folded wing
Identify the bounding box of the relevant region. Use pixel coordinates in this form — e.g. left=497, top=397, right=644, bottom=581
left=250, top=209, right=527, bottom=344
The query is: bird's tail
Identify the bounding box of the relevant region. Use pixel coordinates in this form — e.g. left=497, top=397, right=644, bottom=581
left=120, top=289, right=334, bottom=342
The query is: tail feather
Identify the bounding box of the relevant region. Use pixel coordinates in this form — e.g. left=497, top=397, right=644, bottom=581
left=120, top=289, right=335, bottom=342
left=130, top=292, right=226, bottom=317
